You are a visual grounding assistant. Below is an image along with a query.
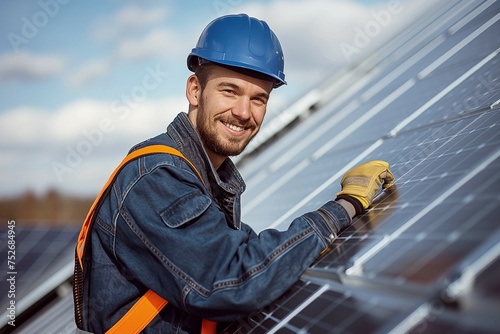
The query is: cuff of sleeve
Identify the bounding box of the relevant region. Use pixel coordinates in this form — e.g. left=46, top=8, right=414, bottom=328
left=304, top=201, right=352, bottom=248
left=335, top=195, right=363, bottom=216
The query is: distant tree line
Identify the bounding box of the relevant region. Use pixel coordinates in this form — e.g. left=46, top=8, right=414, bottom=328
left=0, top=189, right=93, bottom=226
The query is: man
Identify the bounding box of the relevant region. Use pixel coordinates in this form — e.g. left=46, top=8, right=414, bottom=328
left=74, top=14, right=394, bottom=334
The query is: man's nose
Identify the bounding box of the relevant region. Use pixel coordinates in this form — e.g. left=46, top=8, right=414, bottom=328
left=232, top=97, right=251, bottom=120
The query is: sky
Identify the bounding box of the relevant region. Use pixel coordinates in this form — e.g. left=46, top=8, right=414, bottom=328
left=0, top=0, right=418, bottom=198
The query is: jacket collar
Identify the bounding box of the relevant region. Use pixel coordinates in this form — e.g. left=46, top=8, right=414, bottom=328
left=167, top=112, right=246, bottom=197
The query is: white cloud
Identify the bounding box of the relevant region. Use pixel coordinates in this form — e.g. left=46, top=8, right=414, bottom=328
left=92, top=4, right=170, bottom=42
left=0, top=51, right=66, bottom=83
left=82, top=5, right=177, bottom=83
left=0, top=107, right=49, bottom=147
left=116, top=28, right=184, bottom=60
left=0, top=96, right=186, bottom=196
left=116, top=5, right=169, bottom=29
left=68, top=59, right=111, bottom=88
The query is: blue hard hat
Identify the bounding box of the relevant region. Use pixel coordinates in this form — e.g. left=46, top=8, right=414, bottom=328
left=187, top=14, right=286, bottom=88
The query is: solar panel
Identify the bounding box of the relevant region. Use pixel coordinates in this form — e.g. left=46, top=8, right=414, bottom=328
left=0, top=225, right=78, bottom=329
left=224, top=0, right=500, bottom=332
left=2, top=0, right=499, bottom=332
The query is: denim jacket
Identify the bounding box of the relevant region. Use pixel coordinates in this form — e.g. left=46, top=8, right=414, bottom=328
left=83, top=112, right=351, bottom=333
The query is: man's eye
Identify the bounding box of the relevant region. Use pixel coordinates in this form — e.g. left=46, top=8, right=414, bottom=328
left=253, top=97, right=266, bottom=105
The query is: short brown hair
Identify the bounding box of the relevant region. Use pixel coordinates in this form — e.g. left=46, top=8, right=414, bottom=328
left=194, top=62, right=218, bottom=89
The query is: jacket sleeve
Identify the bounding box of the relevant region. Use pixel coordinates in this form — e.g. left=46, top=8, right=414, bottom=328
left=112, top=157, right=351, bottom=322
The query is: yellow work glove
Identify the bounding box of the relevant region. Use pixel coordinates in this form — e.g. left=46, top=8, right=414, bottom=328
left=336, top=160, right=395, bottom=216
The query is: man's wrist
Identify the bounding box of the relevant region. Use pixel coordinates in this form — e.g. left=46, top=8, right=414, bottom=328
left=335, top=196, right=360, bottom=217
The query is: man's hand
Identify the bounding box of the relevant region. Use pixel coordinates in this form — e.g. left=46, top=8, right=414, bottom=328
left=336, top=160, right=394, bottom=216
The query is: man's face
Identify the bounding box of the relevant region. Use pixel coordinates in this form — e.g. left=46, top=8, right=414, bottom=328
left=188, top=66, right=274, bottom=162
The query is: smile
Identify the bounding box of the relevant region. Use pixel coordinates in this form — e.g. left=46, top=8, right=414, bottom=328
left=222, top=121, right=246, bottom=133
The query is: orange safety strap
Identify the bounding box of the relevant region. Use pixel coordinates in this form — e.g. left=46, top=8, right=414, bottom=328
left=106, top=289, right=216, bottom=334
left=202, top=319, right=218, bottom=333
left=105, top=290, right=167, bottom=334
left=75, top=145, right=215, bottom=334
left=76, top=145, right=203, bottom=269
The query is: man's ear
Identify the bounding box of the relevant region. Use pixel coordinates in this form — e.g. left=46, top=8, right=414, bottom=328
left=186, top=74, right=201, bottom=107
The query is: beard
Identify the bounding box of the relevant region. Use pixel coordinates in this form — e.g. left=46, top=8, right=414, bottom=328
left=195, top=96, right=257, bottom=157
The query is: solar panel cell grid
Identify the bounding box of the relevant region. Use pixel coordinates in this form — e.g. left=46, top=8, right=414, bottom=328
left=0, top=226, right=78, bottom=309
left=230, top=1, right=500, bottom=332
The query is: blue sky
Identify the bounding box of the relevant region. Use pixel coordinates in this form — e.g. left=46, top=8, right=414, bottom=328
left=0, top=0, right=414, bottom=197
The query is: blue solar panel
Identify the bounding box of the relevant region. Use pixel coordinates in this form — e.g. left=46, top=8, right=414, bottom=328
left=226, top=0, right=500, bottom=332
left=0, top=225, right=78, bottom=330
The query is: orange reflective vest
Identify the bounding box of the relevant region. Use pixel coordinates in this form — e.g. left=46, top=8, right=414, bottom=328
left=73, top=145, right=216, bottom=334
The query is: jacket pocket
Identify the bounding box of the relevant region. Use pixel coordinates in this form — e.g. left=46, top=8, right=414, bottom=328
left=160, top=191, right=212, bottom=228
